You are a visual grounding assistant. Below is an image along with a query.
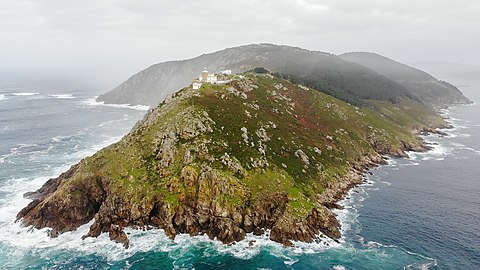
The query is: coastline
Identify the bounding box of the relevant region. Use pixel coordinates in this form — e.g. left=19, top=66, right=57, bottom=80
left=14, top=98, right=457, bottom=250
left=1, top=95, right=474, bottom=269
left=319, top=110, right=456, bottom=243
left=1, top=70, right=476, bottom=269
left=13, top=120, right=446, bottom=249
left=324, top=103, right=471, bottom=268
left=11, top=73, right=467, bottom=252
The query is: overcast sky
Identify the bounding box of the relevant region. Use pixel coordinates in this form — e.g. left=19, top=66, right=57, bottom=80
left=1, top=0, right=479, bottom=89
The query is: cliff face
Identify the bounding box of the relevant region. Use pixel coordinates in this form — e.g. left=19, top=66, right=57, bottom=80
left=18, top=73, right=446, bottom=248
left=340, top=52, right=472, bottom=107
left=97, top=44, right=413, bottom=107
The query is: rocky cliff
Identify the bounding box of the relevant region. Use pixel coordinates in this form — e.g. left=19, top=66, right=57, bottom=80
left=18, top=72, right=447, bottom=248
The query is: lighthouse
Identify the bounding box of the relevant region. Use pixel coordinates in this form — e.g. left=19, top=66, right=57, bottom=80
left=201, top=69, right=209, bottom=82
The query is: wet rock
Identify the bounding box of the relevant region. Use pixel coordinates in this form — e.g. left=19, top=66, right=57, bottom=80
left=22, top=165, right=76, bottom=200
left=323, top=202, right=343, bottom=210
left=47, top=229, right=60, bottom=238
left=16, top=171, right=107, bottom=235
left=109, top=225, right=129, bottom=249
left=253, top=227, right=264, bottom=236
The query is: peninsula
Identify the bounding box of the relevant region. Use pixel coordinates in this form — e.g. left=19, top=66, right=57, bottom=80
left=17, top=69, right=451, bottom=248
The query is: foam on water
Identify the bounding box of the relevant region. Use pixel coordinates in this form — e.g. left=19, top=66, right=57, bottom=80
left=419, top=143, right=452, bottom=161
left=0, top=134, right=131, bottom=265
left=83, top=97, right=150, bottom=111
left=49, top=94, right=75, bottom=99
left=0, top=143, right=40, bottom=164
left=0, top=94, right=7, bottom=101
left=450, top=142, right=480, bottom=155
left=11, top=92, right=40, bottom=96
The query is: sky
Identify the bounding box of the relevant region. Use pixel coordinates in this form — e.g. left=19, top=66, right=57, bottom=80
left=1, top=0, right=479, bottom=90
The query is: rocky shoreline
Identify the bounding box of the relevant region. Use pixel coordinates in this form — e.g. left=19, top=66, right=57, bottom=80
left=270, top=119, right=453, bottom=246
left=15, top=135, right=434, bottom=249
left=15, top=74, right=454, bottom=249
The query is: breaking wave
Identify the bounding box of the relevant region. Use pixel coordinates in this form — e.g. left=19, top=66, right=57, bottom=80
left=83, top=97, right=150, bottom=111
left=49, top=94, right=75, bottom=99
left=12, top=92, right=40, bottom=96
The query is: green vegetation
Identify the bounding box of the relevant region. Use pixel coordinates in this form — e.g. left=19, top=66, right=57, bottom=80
left=54, top=72, right=445, bottom=225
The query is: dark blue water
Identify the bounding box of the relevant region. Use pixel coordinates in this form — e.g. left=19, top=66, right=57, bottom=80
left=0, top=81, right=478, bottom=269
left=359, top=84, right=480, bottom=269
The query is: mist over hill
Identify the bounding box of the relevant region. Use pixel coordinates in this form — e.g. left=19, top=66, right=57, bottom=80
left=340, top=52, right=471, bottom=106
left=97, top=44, right=417, bottom=107
left=407, top=62, right=480, bottom=84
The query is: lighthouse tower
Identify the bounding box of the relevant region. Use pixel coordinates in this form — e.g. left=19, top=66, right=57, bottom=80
left=201, top=68, right=209, bottom=82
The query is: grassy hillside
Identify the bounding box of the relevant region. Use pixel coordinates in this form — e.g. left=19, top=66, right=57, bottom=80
left=18, top=72, right=446, bottom=247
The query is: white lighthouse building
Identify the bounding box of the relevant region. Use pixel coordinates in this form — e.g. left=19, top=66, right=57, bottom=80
left=192, top=68, right=232, bottom=90
left=198, top=69, right=218, bottom=83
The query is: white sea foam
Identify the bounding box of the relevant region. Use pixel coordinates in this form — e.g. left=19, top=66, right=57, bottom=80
left=1, top=204, right=338, bottom=264
left=0, top=162, right=436, bottom=268
left=49, top=94, right=75, bottom=99
left=333, top=266, right=346, bottom=270
left=51, top=135, right=68, bottom=143
left=457, top=133, right=471, bottom=138
left=445, top=132, right=471, bottom=139
left=0, top=135, right=130, bottom=262
left=408, top=140, right=453, bottom=161
left=0, top=144, right=39, bottom=164
left=0, top=94, right=7, bottom=101
left=385, top=157, right=398, bottom=166
left=83, top=97, right=150, bottom=111
left=0, top=145, right=338, bottom=264
left=402, top=161, right=420, bottom=166
left=450, top=142, right=480, bottom=155
left=12, top=92, right=40, bottom=96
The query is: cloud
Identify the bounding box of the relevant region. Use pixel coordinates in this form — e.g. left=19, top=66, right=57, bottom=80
left=0, top=0, right=479, bottom=89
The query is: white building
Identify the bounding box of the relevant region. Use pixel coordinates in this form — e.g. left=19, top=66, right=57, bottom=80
left=192, top=82, right=202, bottom=90
left=207, top=74, right=217, bottom=83
left=198, top=69, right=218, bottom=83
left=193, top=68, right=232, bottom=89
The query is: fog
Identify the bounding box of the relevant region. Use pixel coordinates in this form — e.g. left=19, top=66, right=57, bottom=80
left=1, top=0, right=479, bottom=91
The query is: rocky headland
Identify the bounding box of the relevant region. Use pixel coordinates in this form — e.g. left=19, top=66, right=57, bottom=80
left=17, top=72, right=449, bottom=248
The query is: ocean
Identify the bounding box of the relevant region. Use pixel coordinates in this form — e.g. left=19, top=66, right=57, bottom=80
left=0, top=80, right=478, bottom=269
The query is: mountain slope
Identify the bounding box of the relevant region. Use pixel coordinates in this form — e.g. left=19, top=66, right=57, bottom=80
left=340, top=52, right=472, bottom=107
left=18, top=72, right=447, bottom=248
left=97, top=44, right=414, bottom=107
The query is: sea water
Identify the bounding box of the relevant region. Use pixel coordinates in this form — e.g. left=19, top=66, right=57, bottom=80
left=0, top=82, right=478, bottom=269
